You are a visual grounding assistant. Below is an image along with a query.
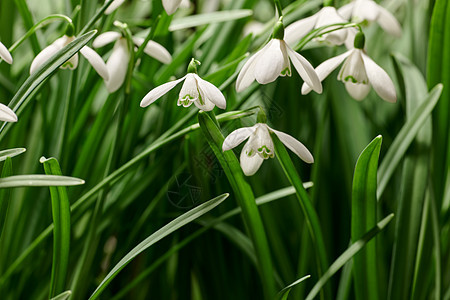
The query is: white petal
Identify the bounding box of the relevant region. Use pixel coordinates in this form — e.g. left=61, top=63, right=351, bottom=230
left=284, top=15, right=317, bottom=46
left=270, top=128, right=314, bottom=163
left=194, top=74, right=226, bottom=109
left=338, top=49, right=368, bottom=84
left=362, top=54, right=396, bottom=102
left=0, top=41, right=12, bottom=64
left=60, top=53, right=79, bottom=70
left=302, top=51, right=351, bottom=94
left=235, top=52, right=259, bottom=92
left=222, top=126, right=257, bottom=151
left=105, top=39, right=130, bottom=93
left=316, top=7, right=349, bottom=45
left=80, top=46, right=109, bottom=81
left=140, top=76, right=186, bottom=107
left=93, top=32, right=121, bottom=48
left=285, top=44, right=322, bottom=93
left=344, top=28, right=358, bottom=49
left=30, top=38, right=64, bottom=74
left=193, top=98, right=215, bottom=111
left=0, top=103, right=17, bottom=122
left=376, top=6, right=402, bottom=37
left=254, top=39, right=285, bottom=85
left=132, top=37, right=172, bottom=64
left=337, top=3, right=355, bottom=20
left=178, top=73, right=199, bottom=107
left=345, top=81, right=371, bottom=100
left=353, top=0, right=380, bottom=22
left=163, top=0, right=183, bottom=15
left=105, top=0, right=125, bottom=15
left=240, top=141, right=264, bottom=176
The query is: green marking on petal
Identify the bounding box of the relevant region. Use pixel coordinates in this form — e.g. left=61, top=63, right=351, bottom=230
left=344, top=75, right=358, bottom=83
left=281, top=68, right=291, bottom=76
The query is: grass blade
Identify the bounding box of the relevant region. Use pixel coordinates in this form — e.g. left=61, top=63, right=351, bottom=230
left=0, top=148, right=26, bottom=161
left=50, top=291, right=72, bottom=300
left=277, top=275, right=311, bottom=300
left=0, top=157, right=13, bottom=240
left=169, top=10, right=253, bottom=31
left=0, top=175, right=84, bottom=188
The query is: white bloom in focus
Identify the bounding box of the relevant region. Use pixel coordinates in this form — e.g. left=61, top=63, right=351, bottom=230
left=0, top=41, right=13, bottom=64
left=236, top=19, right=322, bottom=93
left=302, top=33, right=396, bottom=102
left=0, top=103, right=18, bottom=123
left=93, top=31, right=172, bottom=93
left=163, top=0, right=183, bottom=15
left=30, top=35, right=109, bottom=81
left=285, top=7, right=350, bottom=46
left=222, top=123, right=314, bottom=176
left=140, top=70, right=226, bottom=111
left=338, top=0, right=402, bottom=37
left=105, top=0, right=125, bottom=15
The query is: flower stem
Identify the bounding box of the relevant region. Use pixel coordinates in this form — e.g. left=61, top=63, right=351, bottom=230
left=273, top=0, right=283, bottom=17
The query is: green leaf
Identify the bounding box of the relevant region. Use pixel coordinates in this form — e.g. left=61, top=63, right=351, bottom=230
left=0, top=148, right=26, bottom=161
left=169, top=10, right=253, bottom=31
left=351, top=135, right=382, bottom=300
left=0, top=175, right=85, bottom=188
left=0, top=157, right=13, bottom=240
left=89, top=193, right=229, bottom=299
left=41, top=157, right=71, bottom=298
left=277, top=275, right=311, bottom=300
left=377, top=84, right=443, bottom=198
left=50, top=290, right=72, bottom=300
left=0, top=30, right=97, bottom=140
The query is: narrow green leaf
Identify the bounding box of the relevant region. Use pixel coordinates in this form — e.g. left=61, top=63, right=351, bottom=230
left=41, top=157, right=71, bottom=298
left=0, top=157, right=13, bottom=240
left=0, top=175, right=85, bottom=188
left=377, top=84, right=443, bottom=198
left=351, top=135, right=382, bottom=300
left=277, top=275, right=311, bottom=300
left=169, top=10, right=253, bottom=31
left=0, top=148, right=26, bottom=161
left=50, top=291, right=72, bottom=300
left=89, top=193, right=229, bottom=299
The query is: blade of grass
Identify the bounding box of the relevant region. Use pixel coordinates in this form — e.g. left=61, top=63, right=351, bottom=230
left=50, top=291, right=72, bottom=300
left=277, top=275, right=311, bottom=300
left=0, top=175, right=84, bottom=188
left=0, top=148, right=26, bottom=161
left=0, top=157, right=13, bottom=241
left=169, top=10, right=253, bottom=31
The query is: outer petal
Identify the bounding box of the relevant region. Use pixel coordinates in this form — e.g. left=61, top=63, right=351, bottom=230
left=270, top=128, right=314, bottom=163
left=163, top=0, right=183, bottom=15
left=80, top=46, right=109, bottom=81
left=302, top=50, right=351, bottom=94
left=105, top=0, right=125, bottom=15
left=132, top=37, right=172, bottom=64
left=337, top=2, right=355, bottom=20
left=376, top=6, right=402, bottom=37
left=0, top=103, right=18, bottom=122
left=0, top=41, right=13, bottom=64
left=316, top=7, right=349, bottom=45
left=140, top=76, right=186, bottom=107
left=353, top=0, right=380, bottom=22
left=193, top=97, right=215, bottom=111
left=30, top=38, right=64, bottom=74
left=362, top=54, right=396, bottom=102
left=93, top=32, right=121, bottom=48
left=345, top=81, right=371, bottom=100
left=105, top=39, right=130, bottom=93
left=285, top=44, right=322, bottom=93
left=236, top=51, right=260, bottom=92
left=240, top=142, right=264, bottom=176
left=284, top=15, right=318, bottom=46
left=254, top=39, right=285, bottom=85
left=222, top=126, right=257, bottom=151
left=194, top=74, right=226, bottom=109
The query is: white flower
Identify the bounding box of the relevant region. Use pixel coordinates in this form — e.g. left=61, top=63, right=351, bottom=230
left=236, top=19, right=322, bottom=93
left=0, top=41, right=13, bottom=64
left=0, top=103, right=18, bottom=123
left=301, top=47, right=396, bottom=102
left=163, top=0, right=183, bottom=15
left=30, top=35, right=109, bottom=81
left=338, top=0, right=402, bottom=37
left=222, top=123, right=314, bottom=176
left=285, top=7, right=351, bottom=46
left=93, top=31, right=172, bottom=93
left=105, top=0, right=125, bottom=15
left=140, top=73, right=226, bottom=111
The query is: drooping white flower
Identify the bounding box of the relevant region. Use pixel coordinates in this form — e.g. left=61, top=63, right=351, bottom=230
left=140, top=59, right=226, bottom=111
left=302, top=32, right=396, bottom=102
left=0, top=103, right=18, bottom=123
left=30, top=34, right=109, bottom=81
left=236, top=18, right=322, bottom=94
left=0, top=41, right=13, bottom=64
left=338, top=0, right=402, bottom=37
left=105, top=0, right=125, bottom=15
left=285, top=6, right=351, bottom=46
left=222, top=123, right=314, bottom=176
left=163, top=0, right=183, bottom=15
left=93, top=31, right=172, bottom=93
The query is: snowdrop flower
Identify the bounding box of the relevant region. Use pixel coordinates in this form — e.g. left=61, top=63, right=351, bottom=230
left=223, top=122, right=313, bottom=176
left=105, top=0, right=125, bottom=15
left=0, top=103, right=17, bottom=122
left=30, top=25, right=109, bottom=81
left=93, top=31, right=172, bottom=93
left=285, top=6, right=351, bottom=46
left=236, top=18, right=322, bottom=94
left=0, top=41, right=13, bottom=64
left=140, top=59, right=226, bottom=111
left=302, top=32, right=396, bottom=102
left=338, top=0, right=402, bottom=37
left=163, top=0, right=183, bottom=15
